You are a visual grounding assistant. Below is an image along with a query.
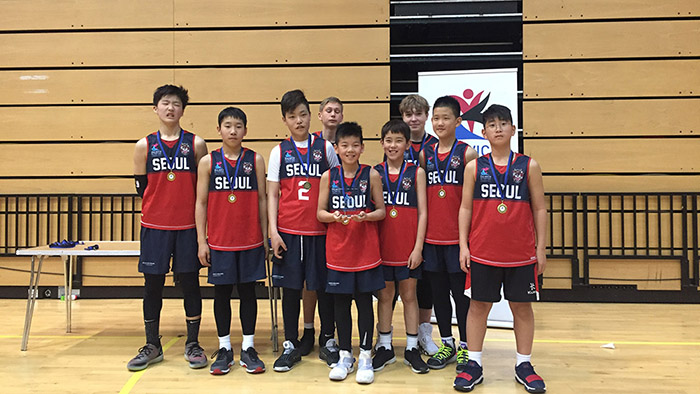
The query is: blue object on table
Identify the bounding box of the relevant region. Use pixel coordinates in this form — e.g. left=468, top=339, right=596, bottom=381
left=49, top=240, right=84, bottom=248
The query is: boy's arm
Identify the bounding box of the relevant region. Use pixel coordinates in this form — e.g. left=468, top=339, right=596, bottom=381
left=418, top=150, right=426, bottom=169
left=464, top=145, right=478, bottom=163
left=355, top=168, right=386, bottom=222
left=133, top=138, right=148, bottom=196
left=528, top=158, right=547, bottom=275
left=407, top=167, right=428, bottom=269
left=193, top=136, right=208, bottom=166
left=325, top=141, right=340, bottom=168
left=317, top=170, right=342, bottom=223
left=458, top=160, right=477, bottom=273
left=195, top=154, right=212, bottom=267
left=267, top=180, right=286, bottom=258
left=255, top=153, right=269, bottom=245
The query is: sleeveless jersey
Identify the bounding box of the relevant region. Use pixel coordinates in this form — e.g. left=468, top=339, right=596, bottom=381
left=374, top=162, right=419, bottom=266
left=206, top=148, right=263, bottom=251
left=326, top=165, right=382, bottom=272
left=141, top=130, right=197, bottom=230
left=277, top=136, right=331, bottom=235
left=424, top=141, right=470, bottom=245
left=405, top=133, right=438, bottom=165
left=470, top=153, right=536, bottom=267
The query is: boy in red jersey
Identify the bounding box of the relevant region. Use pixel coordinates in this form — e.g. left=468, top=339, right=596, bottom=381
left=317, top=121, right=386, bottom=384
left=267, top=90, right=340, bottom=372
left=454, top=104, right=547, bottom=393
left=372, top=120, right=429, bottom=374
left=419, top=96, right=478, bottom=372
left=195, top=107, right=268, bottom=375
left=128, top=85, right=208, bottom=371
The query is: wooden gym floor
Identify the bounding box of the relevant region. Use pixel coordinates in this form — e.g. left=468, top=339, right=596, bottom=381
left=2, top=299, right=699, bottom=393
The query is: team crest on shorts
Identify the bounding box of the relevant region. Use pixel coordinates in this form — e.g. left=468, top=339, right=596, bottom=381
left=180, top=143, right=191, bottom=156
left=359, top=179, right=368, bottom=193
left=450, top=155, right=461, bottom=169
left=213, top=161, right=225, bottom=175
left=402, top=177, right=412, bottom=191
left=284, top=151, right=295, bottom=163
left=243, top=162, right=253, bottom=175
left=512, top=168, right=524, bottom=184
left=312, top=149, right=323, bottom=162
left=150, top=143, right=162, bottom=157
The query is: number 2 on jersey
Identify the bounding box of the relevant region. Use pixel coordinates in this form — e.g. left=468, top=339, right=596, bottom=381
left=297, top=181, right=310, bottom=201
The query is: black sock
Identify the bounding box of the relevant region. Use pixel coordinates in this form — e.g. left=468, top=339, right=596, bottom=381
left=186, top=318, right=201, bottom=344
left=145, top=319, right=160, bottom=347
left=319, top=332, right=334, bottom=347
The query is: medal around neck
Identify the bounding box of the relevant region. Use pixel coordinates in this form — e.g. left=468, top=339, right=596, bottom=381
left=390, top=208, right=398, bottom=218
left=382, top=162, right=406, bottom=219
left=222, top=147, right=245, bottom=204
left=432, top=141, right=457, bottom=201
left=303, top=181, right=312, bottom=190
left=497, top=202, right=507, bottom=214
left=228, top=193, right=237, bottom=204
left=438, top=188, right=446, bottom=199
left=167, top=171, right=176, bottom=181
left=488, top=151, right=514, bottom=215
left=157, top=129, right=184, bottom=183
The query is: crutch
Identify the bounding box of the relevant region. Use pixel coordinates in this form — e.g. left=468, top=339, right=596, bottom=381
left=265, top=246, right=279, bottom=352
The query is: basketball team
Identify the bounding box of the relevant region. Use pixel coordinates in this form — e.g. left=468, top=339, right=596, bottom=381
left=128, top=84, right=547, bottom=393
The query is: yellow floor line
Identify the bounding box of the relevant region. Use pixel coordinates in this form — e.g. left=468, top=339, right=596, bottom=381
left=118, top=336, right=181, bottom=394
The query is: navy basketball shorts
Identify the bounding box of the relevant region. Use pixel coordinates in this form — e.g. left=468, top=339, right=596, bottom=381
left=382, top=264, right=422, bottom=282
left=466, top=262, right=539, bottom=303
left=326, top=265, right=386, bottom=294
left=208, top=246, right=266, bottom=285
left=271, top=232, right=327, bottom=291
left=422, top=243, right=462, bottom=273
left=139, top=227, right=200, bottom=274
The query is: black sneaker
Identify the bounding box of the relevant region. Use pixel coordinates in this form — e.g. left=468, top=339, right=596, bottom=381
left=273, top=340, right=301, bottom=372
left=404, top=347, right=429, bottom=374
left=454, top=360, right=484, bottom=392
left=298, top=328, right=315, bottom=356
left=456, top=344, right=469, bottom=373
left=372, top=346, right=396, bottom=371
left=427, top=341, right=456, bottom=369
left=319, top=338, right=340, bottom=368
left=127, top=343, right=163, bottom=371
left=515, top=362, right=546, bottom=393
left=209, top=347, right=234, bottom=375
left=240, top=347, right=265, bottom=374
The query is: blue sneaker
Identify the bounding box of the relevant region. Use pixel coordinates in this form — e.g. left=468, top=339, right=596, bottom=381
left=453, top=360, right=483, bottom=392
left=515, top=362, right=546, bottom=393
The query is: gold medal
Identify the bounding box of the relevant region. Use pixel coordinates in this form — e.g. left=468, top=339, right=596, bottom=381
left=438, top=188, right=446, bottom=199
left=497, top=202, right=508, bottom=214
left=389, top=208, right=398, bottom=218
left=342, top=217, right=350, bottom=225
left=303, top=181, right=312, bottom=190
left=167, top=171, right=176, bottom=181
left=228, top=193, right=237, bottom=204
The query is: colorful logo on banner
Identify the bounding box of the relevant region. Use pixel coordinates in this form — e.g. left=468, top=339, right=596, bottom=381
left=450, top=88, right=491, bottom=141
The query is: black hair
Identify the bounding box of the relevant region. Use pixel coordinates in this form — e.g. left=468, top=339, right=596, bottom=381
left=336, top=121, right=363, bottom=144
left=433, top=95, right=461, bottom=118
left=217, top=106, right=247, bottom=127
left=153, top=84, right=189, bottom=108
left=380, top=119, right=410, bottom=141
left=280, top=89, right=310, bottom=117
left=482, top=104, right=513, bottom=125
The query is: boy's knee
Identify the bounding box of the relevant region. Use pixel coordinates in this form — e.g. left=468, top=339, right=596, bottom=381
left=508, top=301, right=533, bottom=317
left=469, top=300, right=493, bottom=315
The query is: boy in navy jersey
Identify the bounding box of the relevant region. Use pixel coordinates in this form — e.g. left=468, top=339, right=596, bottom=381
left=267, top=90, right=340, bottom=372
left=372, top=120, right=429, bottom=374
left=419, top=96, right=478, bottom=372
left=317, top=122, right=386, bottom=384
left=128, top=85, right=208, bottom=371
left=454, top=104, right=547, bottom=393
left=399, top=95, right=440, bottom=356
left=195, top=107, right=268, bottom=375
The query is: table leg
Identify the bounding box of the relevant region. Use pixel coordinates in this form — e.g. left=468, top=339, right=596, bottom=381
left=265, top=248, right=279, bottom=352
left=65, top=255, right=74, bottom=333
left=21, top=255, right=44, bottom=351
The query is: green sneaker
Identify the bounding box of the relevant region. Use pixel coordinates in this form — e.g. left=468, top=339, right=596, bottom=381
left=426, top=341, right=456, bottom=369
left=456, top=344, right=469, bottom=373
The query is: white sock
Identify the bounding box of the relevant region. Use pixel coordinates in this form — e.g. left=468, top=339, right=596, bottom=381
left=406, top=334, right=418, bottom=350
left=441, top=337, right=455, bottom=348
left=218, top=335, right=231, bottom=351
left=378, top=330, right=392, bottom=349
left=242, top=334, right=254, bottom=351
left=304, top=322, right=314, bottom=330
left=359, top=349, right=372, bottom=360
left=516, top=352, right=531, bottom=366
left=470, top=351, right=482, bottom=366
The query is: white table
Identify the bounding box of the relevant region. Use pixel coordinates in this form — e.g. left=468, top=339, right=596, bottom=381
left=16, top=241, right=139, bottom=350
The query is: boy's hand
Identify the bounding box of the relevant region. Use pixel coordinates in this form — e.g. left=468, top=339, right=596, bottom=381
left=351, top=211, right=366, bottom=222
left=407, top=248, right=423, bottom=270
left=332, top=210, right=344, bottom=223
left=536, top=248, right=547, bottom=275
left=459, top=245, right=471, bottom=273
left=270, top=233, right=287, bottom=259
left=198, top=244, right=211, bottom=267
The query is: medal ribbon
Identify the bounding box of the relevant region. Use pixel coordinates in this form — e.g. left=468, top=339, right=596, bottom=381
left=156, top=129, right=184, bottom=172
left=487, top=151, right=514, bottom=201
left=291, top=134, right=312, bottom=177
left=382, top=161, right=406, bottom=206
left=339, top=165, right=362, bottom=214
left=222, top=147, right=246, bottom=193
left=431, top=140, right=458, bottom=190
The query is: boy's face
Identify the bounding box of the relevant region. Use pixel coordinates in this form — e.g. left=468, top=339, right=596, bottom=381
left=431, top=106, right=461, bottom=139
left=380, top=131, right=409, bottom=162
left=402, top=108, right=428, bottom=136
left=153, top=94, right=184, bottom=125
left=217, top=116, right=247, bottom=145
left=481, top=116, right=515, bottom=145
left=334, top=135, right=364, bottom=166
left=318, top=102, right=343, bottom=128
left=282, top=103, right=311, bottom=139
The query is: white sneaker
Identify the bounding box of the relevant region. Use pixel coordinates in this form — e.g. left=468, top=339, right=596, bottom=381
left=356, top=351, right=374, bottom=384
left=418, top=323, right=440, bottom=356
left=329, top=350, right=355, bottom=381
